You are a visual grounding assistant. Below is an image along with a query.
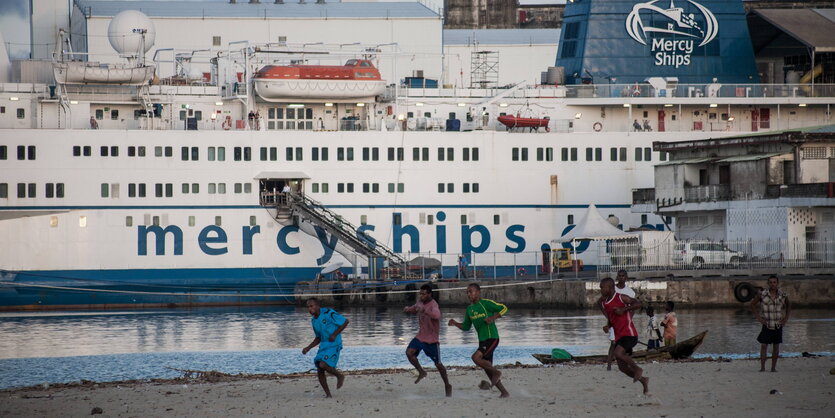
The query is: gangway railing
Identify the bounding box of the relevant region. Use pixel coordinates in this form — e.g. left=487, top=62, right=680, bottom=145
left=263, top=192, right=407, bottom=268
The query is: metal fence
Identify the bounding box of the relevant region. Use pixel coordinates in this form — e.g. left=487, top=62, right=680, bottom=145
left=598, top=238, right=835, bottom=273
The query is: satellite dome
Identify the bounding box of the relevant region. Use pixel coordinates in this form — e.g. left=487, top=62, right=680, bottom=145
left=108, top=10, right=156, bottom=55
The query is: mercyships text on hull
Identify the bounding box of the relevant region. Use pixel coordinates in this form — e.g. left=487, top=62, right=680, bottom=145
left=1, top=0, right=833, bottom=310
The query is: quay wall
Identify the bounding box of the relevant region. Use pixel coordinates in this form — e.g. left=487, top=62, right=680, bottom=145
left=294, top=274, right=835, bottom=308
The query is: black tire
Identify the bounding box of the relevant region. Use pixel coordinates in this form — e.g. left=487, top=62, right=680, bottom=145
left=734, top=282, right=755, bottom=303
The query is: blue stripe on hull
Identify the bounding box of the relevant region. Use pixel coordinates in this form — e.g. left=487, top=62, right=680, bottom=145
left=0, top=268, right=317, bottom=310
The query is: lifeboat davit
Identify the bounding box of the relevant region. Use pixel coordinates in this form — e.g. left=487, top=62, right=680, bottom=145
left=498, top=115, right=551, bottom=131
left=253, top=59, right=386, bottom=102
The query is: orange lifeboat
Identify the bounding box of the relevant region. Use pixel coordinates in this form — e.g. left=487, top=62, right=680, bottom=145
left=253, top=59, right=387, bottom=102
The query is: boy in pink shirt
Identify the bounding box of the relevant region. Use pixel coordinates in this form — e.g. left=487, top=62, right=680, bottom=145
left=404, top=284, right=452, bottom=397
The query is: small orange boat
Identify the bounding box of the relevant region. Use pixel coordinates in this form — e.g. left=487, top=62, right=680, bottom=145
left=498, top=115, right=550, bottom=131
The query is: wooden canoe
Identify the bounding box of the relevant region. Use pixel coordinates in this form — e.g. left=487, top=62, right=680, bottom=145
left=532, top=330, right=708, bottom=365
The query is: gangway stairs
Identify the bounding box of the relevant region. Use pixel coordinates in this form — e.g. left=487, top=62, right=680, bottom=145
left=263, top=192, right=407, bottom=270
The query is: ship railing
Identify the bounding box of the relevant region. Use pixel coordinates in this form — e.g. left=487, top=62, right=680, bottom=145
left=564, top=83, right=835, bottom=99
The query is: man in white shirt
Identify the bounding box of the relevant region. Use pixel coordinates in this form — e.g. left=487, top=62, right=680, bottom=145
left=606, top=270, right=635, bottom=370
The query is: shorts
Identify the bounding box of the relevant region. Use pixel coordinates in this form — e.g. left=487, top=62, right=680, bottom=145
left=407, top=338, right=441, bottom=364
left=615, top=336, right=638, bottom=355
left=477, top=338, right=500, bottom=362
left=757, top=325, right=783, bottom=344
left=314, top=345, right=342, bottom=369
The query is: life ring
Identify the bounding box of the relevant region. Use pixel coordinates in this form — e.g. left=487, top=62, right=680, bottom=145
left=517, top=267, right=527, bottom=277
left=593, top=122, right=603, bottom=132
left=334, top=270, right=346, bottom=280
left=734, top=282, right=755, bottom=303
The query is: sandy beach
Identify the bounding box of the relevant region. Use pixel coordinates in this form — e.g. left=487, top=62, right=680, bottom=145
left=2, top=357, right=833, bottom=417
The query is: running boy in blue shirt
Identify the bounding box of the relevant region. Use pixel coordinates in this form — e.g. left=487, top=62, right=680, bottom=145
left=302, top=298, right=350, bottom=397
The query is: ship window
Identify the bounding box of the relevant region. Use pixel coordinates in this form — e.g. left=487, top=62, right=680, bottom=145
left=110, top=146, right=118, bottom=157
left=191, top=147, right=198, bottom=160
left=374, top=183, right=380, bottom=193
left=437, top=183, right=444, bottom=193
left=463, top=183, right=470, bottom=193
left=472, top=183, right=479, bottom=193
left=634, top=147, right=643, bottom=162
left=138, top=146, right=145, bottom=157
left=260, top=147, right=267, bottom=161
left=182, top=183, right=189, bottom=194
left=362, top=183, right=370, bottom=193
left=235, top=183, right=242, bottom=193
left=346, top=148, right=354, bottom=161
left=111, top=110, right=119, bottom=120
left=26, top=146, right=35, bottom=160
left=295, top=147, right=302, bottom=160
left=393, top=213, right=402, bottom=225
left=73, top=146, right=81, bottom=156
left=398, top=183, right=404, bottom=193
left=512, top=148, right=519, bottom=161
left=234, top=147, right=242, bottom=161
left=213, top=36, right=221, bottom=46
left=412, top=147, right=420, bottom=161
left=129, top=183, right=136, bottom=197
left=16, top=183, right=25, bottom=198
left=567, top=214, right=574, bottom=224
left=427, top=214, right=434, bottom=225
left=641, top=214, right=648, bottom=224
left=286, top=147, right=293, bottom=160
left=155, top=183, right=163, bottom=197
left=179, top=110, right=187, bottom=121
left=155, top=146, right=162, bottom=157
left=338, top=147, right=345, bottom=161
left=546, top=147, right=553, bottom=161
left=27, top=183, right=36, bottom=198
left=209, top=147, right=216, bottom=161
left=181, top=147, right=189, bottom=160
left=245, top=183, right=251, bottom=193
left=595, top=148, right=602, bottom=161
left=0, top=183, right=7, bottom=198
left=46, top=183, right=54, bottom=198
left=101, top=146, right=109, bottom=157
left=84, top=146, right=91, bottom=156
left=165, top=183, right=173, bottom=197
left=15, top=108, right=24, bottom=119
left=660, top=151, right=668, bottom=161
left=464, top=148, right=471, bottom=161
left=644, top=148, right=651, bottom=161
left=389, top=183, right=395, bottom=193
left=360, top=215, right=368, bottom=225
left=438, top=147, right=445, bottom=161
left=461, top=214, right=467, bottom=225
left=139, top=184, right=146, bottom=197
left=521, top=148, right=528, bottom=161
left=126, top=216, right=133, bottom=227
left=338, top=183, right=344, bottom=193
left=208, top=183, right=216, bottom=194
left=95, top=109, right=103, bottom=120
left=312, top=147, right=319, bottom=161
left=217, top=147, right=225, bottom=161
left=619, top=147, right=627, bottom=161
left=215, top=216, right=222, bottom=226
left=447, top=183, right=454, bottom=193
left=218, top=183, right=226, bottom=194
left=347, top=183, right=354, bottom=193
left=312, top=183, right=319, bottom=193
left=570, top=148, right=577, bottom=161
left=128, top=146, right=136, bottom=157
left=111, top=184, right=119, bottom=198
left=446, top=147, right=454, bottom=161
left=422, top=147, right=429, bottom=161
left=321, top=183, right=328, bottom=193
left=610, top=147, right=618, bottom=161
left=585, top=148, right=593, bottom=161
left=250, top=216, right=257, bottom=226
left=494, top=214, right=500, bottom=225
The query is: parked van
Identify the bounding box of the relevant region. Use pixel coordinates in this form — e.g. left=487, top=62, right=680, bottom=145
left=673, top=242, right=743, bottom=268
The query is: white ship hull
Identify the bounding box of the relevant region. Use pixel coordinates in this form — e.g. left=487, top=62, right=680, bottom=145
left=53, top=62, right=155, bottom=85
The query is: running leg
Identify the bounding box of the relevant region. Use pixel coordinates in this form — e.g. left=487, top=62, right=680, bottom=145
left=406, top=348, right=427, bottom=383
left=435, top=362, right=453, bottom=397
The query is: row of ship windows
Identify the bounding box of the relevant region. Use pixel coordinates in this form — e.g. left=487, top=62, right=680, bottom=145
left=4, top=145, right=666, bottom=164
left=0, top=146, right=37, bottom=160
left=100, top=183, right=254, bottom=198
left=308, top=182, right=479, bottom=194
left=48, top=215, right=248, bottom=229
left=512, top=147, right=668, bottom=162
left=0, top=183, right=64, bottom=198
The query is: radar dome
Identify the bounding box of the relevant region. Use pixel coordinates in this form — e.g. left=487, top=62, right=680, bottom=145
left=108, top=10, right=156, bottom=55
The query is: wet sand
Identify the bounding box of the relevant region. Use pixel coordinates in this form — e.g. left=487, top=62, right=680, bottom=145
left=2, top=357, right=833, bottom=417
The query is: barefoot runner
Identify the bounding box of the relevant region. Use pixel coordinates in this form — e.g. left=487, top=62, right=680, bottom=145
left=403, top=284, right=453, bottom=397
left=598, top=277, right=650, bottom=395
left=302, top=298, right=349, bottom=398
left=448, top=283, right=510, bottom=398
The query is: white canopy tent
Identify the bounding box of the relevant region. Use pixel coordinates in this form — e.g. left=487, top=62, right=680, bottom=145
left=550, top=205, right=636, bottom=276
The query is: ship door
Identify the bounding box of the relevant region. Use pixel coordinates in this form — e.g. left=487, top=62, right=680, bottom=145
left=657, top=110, right=666, bottom=132
left=751, top=109, right=759, bottom=131
left=255, top=172, right=310, bottom=207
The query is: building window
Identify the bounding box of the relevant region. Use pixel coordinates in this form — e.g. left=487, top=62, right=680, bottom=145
left=16, top=108, right=25, bottom=119
left=213, top=36, right=221, bottom=46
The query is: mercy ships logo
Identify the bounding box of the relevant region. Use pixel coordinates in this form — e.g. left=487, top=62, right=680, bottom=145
left=625, top=0, right=718, bottom=68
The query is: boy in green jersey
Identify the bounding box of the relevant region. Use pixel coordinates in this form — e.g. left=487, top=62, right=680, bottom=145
left=448, top=283, right=510, bottom=398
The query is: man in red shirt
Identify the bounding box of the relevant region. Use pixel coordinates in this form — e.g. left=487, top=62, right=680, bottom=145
left=404, top=284, right=452, bottom=397
left=599, top=277, right=649, bottom=394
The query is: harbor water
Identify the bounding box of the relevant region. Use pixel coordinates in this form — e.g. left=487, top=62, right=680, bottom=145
left=1, top=306, right=833, bottom=389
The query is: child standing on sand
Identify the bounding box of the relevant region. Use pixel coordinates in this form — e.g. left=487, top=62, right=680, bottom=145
left=646, top=307, right=662, bottom=349
left=660, top=301, right=678, bottom=346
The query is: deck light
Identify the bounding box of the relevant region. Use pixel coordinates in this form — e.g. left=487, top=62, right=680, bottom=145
left=415, top=102, right=424, bottom=107
left=287, top=104, right=304, bottom=108
left=325, top=103, right=334, bottom=107
left=574, top=112, right=582, bottom=119
left=69, top=100, right=78, bottom=105
left=709, top=104, right=718, bottom=108
left=664, top=104, right=673, bottom=107
left=799, top=103, right=807, bottom=107
left=499, top=103, right=508, bottom=107
left=356, top=103, right=365, bottom=107
left=457, top=103, right=466, bottom=107
left=215, top=101, right=223, bottom=106
left=10, top=97, right=19, bottom=101
left=623, top=104, right=630, bottom=108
